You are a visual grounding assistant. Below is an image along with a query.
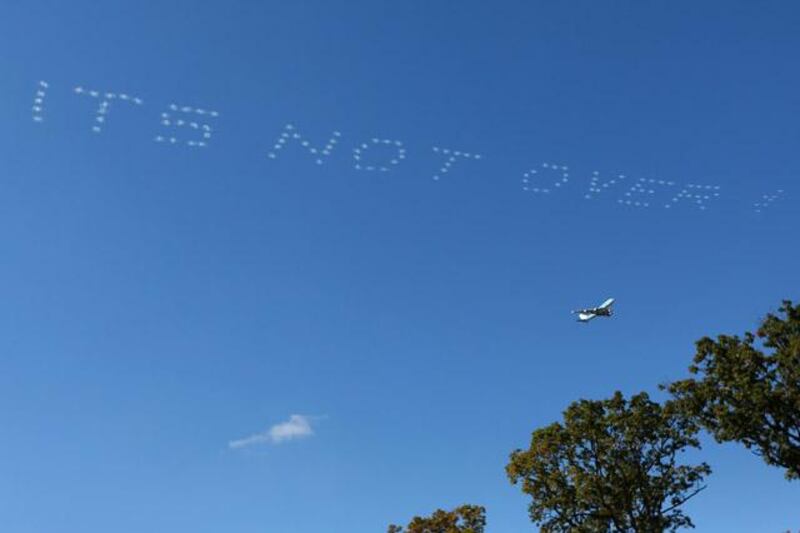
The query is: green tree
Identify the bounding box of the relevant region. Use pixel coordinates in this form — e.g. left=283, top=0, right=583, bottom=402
left=387, top=505, right=486, bottom=533
left=506, top=392, right=710, bottom=532
left=666, top=300, right=800, bottom=480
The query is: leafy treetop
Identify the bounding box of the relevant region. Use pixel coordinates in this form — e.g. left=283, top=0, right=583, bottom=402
left=666, top=300, right=800, bottom=480
left=506, top=391, right=710, bottom=532
left=387, top=505, right=486, bottom=533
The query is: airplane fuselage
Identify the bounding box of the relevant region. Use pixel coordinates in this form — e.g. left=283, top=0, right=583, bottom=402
left=572, top=298, right=615, bottom=322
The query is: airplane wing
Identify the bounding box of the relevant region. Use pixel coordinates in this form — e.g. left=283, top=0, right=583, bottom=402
left=598, top=298, right=615, bottom=309
left=577, top=312, right=597, bottom=322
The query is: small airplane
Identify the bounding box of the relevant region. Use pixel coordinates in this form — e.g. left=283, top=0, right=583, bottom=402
left=572, top=298, right=615, bottom=322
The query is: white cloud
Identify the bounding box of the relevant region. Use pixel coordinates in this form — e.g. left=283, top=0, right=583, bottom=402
left=229, top=414, right=315, bottom=449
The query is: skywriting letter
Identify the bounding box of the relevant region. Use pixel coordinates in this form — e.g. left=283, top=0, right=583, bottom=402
left=266, top=123, right=341, bottom=164
left=664, top=183, right=721, bottom=211
left=617, top=178, right=675, bottom=208
left=430, top=146, right=482, bottom=181
left=353, top=138, right=406, bottom=172
left=73, top=85, right=144, bottom=133
left=521, top=162, right=569, bottom=194
left=155, top=103, right=218, bottom=148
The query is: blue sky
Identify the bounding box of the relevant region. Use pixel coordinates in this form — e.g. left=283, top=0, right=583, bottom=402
left=0, top=1, right=798, bottom=531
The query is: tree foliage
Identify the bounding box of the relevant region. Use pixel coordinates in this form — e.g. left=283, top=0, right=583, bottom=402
left=666, top=300, right=800, bottom=479
left=387, top=505, right=486, bottom=533
left=506, top=392, right=710, bottom=532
